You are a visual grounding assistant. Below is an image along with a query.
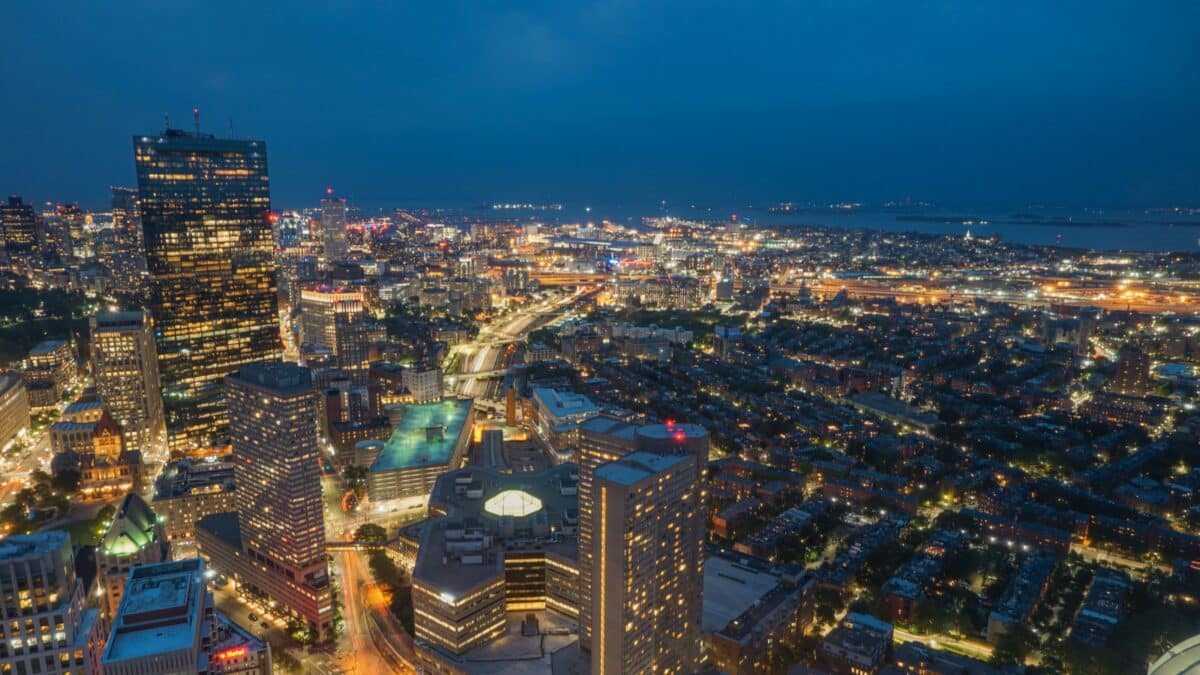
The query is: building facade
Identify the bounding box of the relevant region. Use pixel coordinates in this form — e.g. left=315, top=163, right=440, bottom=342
left=100, top=558, right=270, bottom=675
left=299, top=286, right=368, bottom=383
left=151, top=458, right=236, bottom=557
left=590, top=451, right=704, bottom=674
left=90, top=311, right=164, bottom=453
left=1, top=195, right=39, bottom=259
left=0, top=373, right=30, bottom=450
left=134, top=128, right=281, bottom=456
left=0, top=531, right=105, bottom=675
left=576, top=416, right=709, bottom=660
left=198, top=363, right=332, bottom=639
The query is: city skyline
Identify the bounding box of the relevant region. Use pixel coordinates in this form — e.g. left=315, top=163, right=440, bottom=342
left=2, top=4, right=1199, bottom=675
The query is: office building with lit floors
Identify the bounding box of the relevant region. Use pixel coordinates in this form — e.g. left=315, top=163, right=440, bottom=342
left=195, top=363, right=333, bottom=639
left=299, top=285, right=369, bottom=383
left=411, top=463, right=581, bottom=673
left=134, top=125, right=281, bottom=456
left=89, top=311, right=164, bottom=454
left=590, top=451, right=704, bottom=674
left=100, top=558, right=271, bottom=675
left=96, top=493, right=170, bottom=619
left=0, top=531, right=105, bottom=675
left=576, top=416, right=709, bottom=659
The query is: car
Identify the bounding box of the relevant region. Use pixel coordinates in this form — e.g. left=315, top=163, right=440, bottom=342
left=248, top=613, right=258, bottom=622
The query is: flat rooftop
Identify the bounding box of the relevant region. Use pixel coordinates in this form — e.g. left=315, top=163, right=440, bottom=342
left=0, top=531, right=68, bottom=561
left=104, top=559, right=203, bottom=664
left=702, top=555, right=786, bottom=633
left=372, top=399, right=473, bottom=473
left=532, top=387, right=599, bottom=418
left=593, top=451, right=688, bottom=486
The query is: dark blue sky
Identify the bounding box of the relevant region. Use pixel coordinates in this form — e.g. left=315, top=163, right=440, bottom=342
left=3, top=1, right=1198, bottom=211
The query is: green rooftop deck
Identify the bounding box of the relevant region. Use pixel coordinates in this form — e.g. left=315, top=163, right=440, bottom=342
left=370, top=399, right=473, bottom=473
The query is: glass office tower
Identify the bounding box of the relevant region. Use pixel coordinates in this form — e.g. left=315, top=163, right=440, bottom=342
left=134, top=128, right=281, bottom=456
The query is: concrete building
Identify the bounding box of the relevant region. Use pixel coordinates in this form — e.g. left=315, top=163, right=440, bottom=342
left=705, top=555, right=815, bottom=675
left=22, top=339, right=76, bottom=410
left=299, top=286, right=369, bottom=383
left=96, top=493, right=171, bottom=619
left=576, top=416, right=709, bottom=658
left=0, top=373, right=29, bottom=450
left=367, top=399, right=475, bottom=505
left=1109, top=345, right=1151, bottom=396
left=151, top=458, right=236, bottom=557
left=196, top=363, right=332, bottom=639
left=590, top=451, right=704, bottom=674
left=411, top=463, right=580, bottom=669
left=820, top=612, right=894, bottom=675
left=531, top=387, right=599, bottom=451
left=100, top=558, right=271, bottom=675
left=0, top=531, right=105, bottom=675
left=89, top=311, right=164, bottom=453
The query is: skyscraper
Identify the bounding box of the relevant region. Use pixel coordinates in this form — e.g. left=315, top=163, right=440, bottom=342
left=90, top=311, right=165, bottom=454
left=299, top=285, right=369, bottom=382
left=576, top=416, right=708, bottom=665
left=134, top=126, right=281, bottom=456
left=108, top=186, right=146, bottom=292
left=197, top=362, right=332, bottom=639
left=1, top=195, right=38, bottom=259
left=321, top=192, right=349, bottom=262
left=591, top=450, right=704, bottom=674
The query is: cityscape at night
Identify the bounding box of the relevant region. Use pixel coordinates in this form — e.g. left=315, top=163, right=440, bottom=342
left=3, top=3, right=1200, bottom=674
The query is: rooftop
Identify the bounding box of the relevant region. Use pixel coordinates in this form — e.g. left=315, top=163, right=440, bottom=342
left=0, top=531, right=69, bottom=561
left=701, top=555, right=787, bottom=633
left=371, top=399, right=473, bottom=473
left=594, top=451, right=689, bottom=486
left=104, top=559, right=204, bottom=664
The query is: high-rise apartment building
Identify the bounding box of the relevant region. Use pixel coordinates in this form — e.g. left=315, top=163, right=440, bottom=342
left=576, top=416, right=708, bottom=666
left=90, top=311, right=164, bottom=453
left=320, top=193, right=348, bottom=262
left=100, top=558, right=271, bottom=675
left=0, top=531, right=106, bottom=675
left=1109, top=345, right=1151, bottom=396
left=590, top=450, right=704, bottom=674
left=299, top=285, right=368, bottom=382
left=196, top=363, right=332, bottom=638
left=96, top=493, right=170, bottom=618
left=134, top=127, right=281, bottom=456
left=1, top=195, right=38, bottom=258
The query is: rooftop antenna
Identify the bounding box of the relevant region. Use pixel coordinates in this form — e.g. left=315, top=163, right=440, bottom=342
left=228, top=117, right=235, bottom=138
left=163, top=112, right=170, bottom=131
left=193, top=107, right=200, bottom=135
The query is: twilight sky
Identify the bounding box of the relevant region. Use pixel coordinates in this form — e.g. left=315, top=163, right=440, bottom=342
left=2, top=1, right=1198, bottom=211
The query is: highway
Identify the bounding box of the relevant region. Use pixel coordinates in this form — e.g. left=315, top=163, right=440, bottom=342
left=449, top=290, right=590, bottom=400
